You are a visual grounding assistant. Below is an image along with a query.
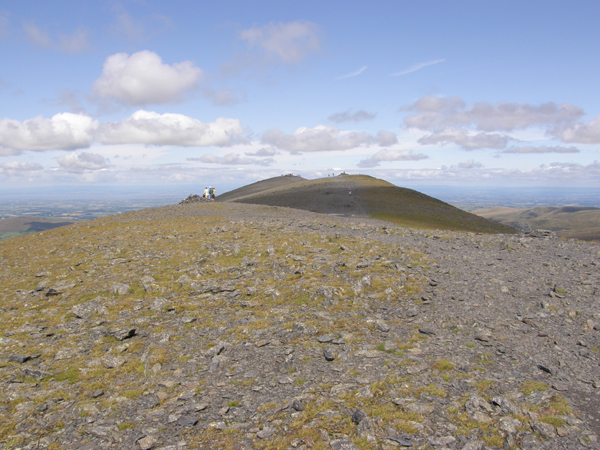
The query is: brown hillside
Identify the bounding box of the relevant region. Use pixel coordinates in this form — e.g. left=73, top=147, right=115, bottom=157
left=218, top=175, right=306, bottom=202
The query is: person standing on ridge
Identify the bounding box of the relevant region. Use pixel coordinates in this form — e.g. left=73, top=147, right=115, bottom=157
left=209, top=186, right=216, bottom=201
left=203, top=187, right=209, bottom=200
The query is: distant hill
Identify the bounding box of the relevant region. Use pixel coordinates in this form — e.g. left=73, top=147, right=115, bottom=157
left=472, top=206, right=600, bottom=241
left=0, top=217, right=76, bottom=241
left=222, top=174, right=517, bottom=234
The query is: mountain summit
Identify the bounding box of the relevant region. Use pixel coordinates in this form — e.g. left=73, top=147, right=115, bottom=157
left=221, top=175, right=516, bottom=234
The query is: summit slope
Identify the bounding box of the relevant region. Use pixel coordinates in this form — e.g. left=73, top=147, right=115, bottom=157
left=1, top=202, right=599, bottom=449
left=224, top=175, right=516, bottom=234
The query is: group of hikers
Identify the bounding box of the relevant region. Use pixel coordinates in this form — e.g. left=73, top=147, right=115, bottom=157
left=203, top=186, right=216, bottom=201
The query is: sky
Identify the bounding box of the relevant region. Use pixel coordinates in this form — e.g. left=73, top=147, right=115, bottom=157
left=1, top=0, right=600, bottom=194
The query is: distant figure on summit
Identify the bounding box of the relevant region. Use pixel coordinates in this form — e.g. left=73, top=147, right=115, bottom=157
left=209, top=186, right=216, bottom=201
left=203, top=187, right=209, bottom=200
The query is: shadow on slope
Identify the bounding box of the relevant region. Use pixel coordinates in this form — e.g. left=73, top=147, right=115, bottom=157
left=225, top=175, right=516, bottom=234
left=473, top=206, right=600, bottom=241
left=0, top=217, right=76, bottom=241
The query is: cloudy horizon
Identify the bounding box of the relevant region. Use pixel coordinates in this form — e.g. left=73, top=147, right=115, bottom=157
left=1, top=1, right=599, bottom=193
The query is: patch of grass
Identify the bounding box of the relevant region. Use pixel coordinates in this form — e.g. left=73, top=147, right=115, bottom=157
left=431, top=358, right=454, bottom=372
left=54, top=366, right=80, bottom=384
left=539, top=416, right=566, bottom=427
left=543, top=396, right=573, bottom=415
left=118, top=421, right=135, bottom=431
left=521, top=381, right=549, bottom=395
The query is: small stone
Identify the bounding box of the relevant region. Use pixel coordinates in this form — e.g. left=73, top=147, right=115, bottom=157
left=552, top=382, right=569, bottom=391
left=323, top=346, right=335, bottom=361
left=418, top=328, right=436, bottom=336
left=352, top=408, right=368, bottom=424
left=292, top=399, right=304, bottom=411
left=257, top=427, right=275, bottom=439
left=111, top=283, right=130, bottom=295
left=531, top=421, right=557, bottom=439
left=110, top=327, right=136, bottom=341
left=92, top=389, right=104, bottom=398
left=137, top=435, right=157, bottom=450
left=384, top=436, right=413, bottom=447
left=376, top=321, right=390, bottom=332
left=256, top=339, right=269, bottom=347
left=138, top=395, right=160, bottom=410
left=318, top=334, right=335, bottom=343
left=330, top=439, right=359, bottom=450
left=9, top=354, right=31, bottom=364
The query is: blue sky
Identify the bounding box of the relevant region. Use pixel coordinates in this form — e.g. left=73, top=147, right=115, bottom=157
left=1, top=0, right=599, bottom=192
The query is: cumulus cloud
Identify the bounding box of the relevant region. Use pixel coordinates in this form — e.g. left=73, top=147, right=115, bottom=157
left=263, top=126, right=372, bottom=152
left=190, top=154, right=274, bottom=166
left=91, top=51, right=203, bottom=106
left=328, top=109, right=376, bottom=123
left=0, top=161, right=43, bottom=176
left=23, top=22, right=90, bottom=53
left=96, top=110, right=243, bottom=147
left=337, top=66, right=368, bottom=80
left=403, top=95, right=584, bottom=132
left=457, top=159, right=483, bottom=169
left=376, top=130, right=398, bottom=147
left=57, top=152, right=110, bottom=173
left=245, top=147, right=277, bottom=157
left=358, top=149, right=428, bottom=168
left=503, top=145, right=580, bottom=154
left=556, top=115, right=600, bottom=144
left=418, top=129, right=511, bottom=150
left=0, top=113, right=97, bottom=153
left=239, top=21, right=320, bottom=64
left=391, top=59, right=445, bottom=76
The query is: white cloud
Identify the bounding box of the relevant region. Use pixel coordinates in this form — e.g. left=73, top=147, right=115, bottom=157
left=57, top=152, right=110, bottom=173
left=457, top=159, right=483, bottom=169
left=376, top=130, right=398, bottom=147
left=193, top=153, right=274, bottom=166
left=245, top=147, right=277, bottom=157
left=337, top=66, right=368, bottom=80
left=239, top=21, right=320, bottom=64
left=358, top=149, right=428, bottom=168
left=23, top=22, right=51, bottom=47
left=96, top=110, right=244, bottom=147
left=263, top=125, right=372, bottom=152
left=391, top=59, right=445, bottom=76
left=23, top=22, right=90, bottom=53
left=418, top=129, right=512, bottom=150
left=57, top=27, right=91, bottom=53
left=503, top=145, right=580, bottom=154
left=556, top=115, right=600, bottom=144
left=404, top=95, right=584, bottom=132
left=385, top=161, right=600, bottom=182
left=0, top=113, right=97, bottom=152
left=329, top=109, right=376, bottom=123
left=91, top=51, right=203, bottom=106
left=0, top=161, right=43, bottom=176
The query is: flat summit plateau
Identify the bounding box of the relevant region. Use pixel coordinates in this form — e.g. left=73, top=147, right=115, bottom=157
left=1, top=200, right=599, bottom=450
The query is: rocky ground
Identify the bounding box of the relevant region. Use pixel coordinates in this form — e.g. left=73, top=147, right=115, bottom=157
left=0, top=202, right=599, bottom=450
